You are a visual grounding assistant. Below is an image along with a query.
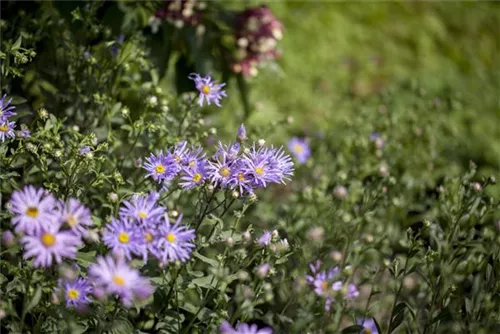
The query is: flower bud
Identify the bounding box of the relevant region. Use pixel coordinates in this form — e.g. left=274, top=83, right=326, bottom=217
left=256, top=263, right=270, bottom=278
left=333, top=185, right=348, bottom=200
left=236, top=124, right=247, bottom=142
left=1, top=231, right=14, bottom=248
left=257, top=139, right=266, bottom=147
left=226, top=237, right=234, bottom=247
left=108, top=192, right=118, bottom=202
left=307, top=226, right=324, bottom=242
left=471, top=182, right=482, bottom=192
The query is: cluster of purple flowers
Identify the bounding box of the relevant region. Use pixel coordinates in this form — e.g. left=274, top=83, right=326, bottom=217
left=154, top=0, right=205, bottom=28
left=306, top=261, right=359, bottom=312
left=102, top=192, right=196, bottom=266
left=143, top=125, right=294, bottom=196
left=0, top=94, right=18, bottom=142
left=231, top=5, right=284, bottom=77
left=8, top=185, right=93, bottom=267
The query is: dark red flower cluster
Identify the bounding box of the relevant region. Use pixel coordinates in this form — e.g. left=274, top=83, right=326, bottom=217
left=231, top=5, right=284, bottom=77
left=155, top=0, right=205, bottom=28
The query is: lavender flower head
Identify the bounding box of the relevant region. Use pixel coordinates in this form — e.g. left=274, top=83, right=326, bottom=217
left=188, top=73, right=227, bottom=107
left=287, top=137, right=310, bottom=164
left=57, top=278, right=92, bottom=308
left=119, top=192, right=165, bottom=224
left=155, top=214, right=196, bottom=264
left=21, top=223, right=81, bottom=267
left=17, top=128, right=31, bottom=138
left=89, top=255, right=154, bottom=307
left=357, top=318, right=379, bottom=334
left=9, top=185, right=57, bottom=236
left=79, top=146, right=91, bottom=155
left=0, top=120, right=16, bottom=142
left=143, top=151, right=180, bottom=183
left=179, top=159, right=208, bottom=190
left=102, top=218, right=141, bottom=261
left=220, top=321, right=273, bottom=334
left=182, top=146, right=206, bottom=171
left=58, top=198, right=93, bottom=237
left=257, top=230, right=272, bottom=246
left=236, top=124, right=247, bottom=142
left=0, top=94, right=17, bottom=121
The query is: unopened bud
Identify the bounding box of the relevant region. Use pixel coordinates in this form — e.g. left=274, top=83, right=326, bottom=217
left=1, top=231, right=14, bottom=248
left=333, top=185, right=348, bottom=200
left=256, top=263, right=270, bottom=278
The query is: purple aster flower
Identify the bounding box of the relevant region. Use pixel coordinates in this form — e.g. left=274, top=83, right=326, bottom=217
left=137, top=228, right=159, bottom=262
left=57, top=278, right=92, bottom=308
left=287, top=137, right=310, bottom=164
left=58, top=198, right=93, bottom=237
left=228, top=166, right=254, bottom=195
left=182, top=146, right=206, bottom=171
left=220, top=321, right=273, bottom=334
left=188, top=73, right=227, bottom=107
left=9, top=185, right=57, bottom=236
left=102, top=218, right=142, bottom=261
left=207, top=149, right=236, bottom=188
left=346, top=283, right=359, bottom=299
left=215, top=141, right=241, bottom=161
left=17, top=128, right=31, bottom=138
left=119, top=192, right=165, bottom=224
left=236, top=124, right=247, bottom=142
left=257, top=230, right=271, bottom=246
left=0, top=120, right=16, bottom=142
left=357, top=318, right=378, bottom=334
left=21, top=223, right=81, bottom=267
left=267, top=146, right=294, bottom=184
left=242, top=146, right=278, bottom=188
left=79, top=146, right=91, bottom=155
left=155, top=214, right=196, bottom=264
left=172, top=141, right=189, bottom=166
left=89, top=255, right=154, bottom=307
left=143, top=151, right=180, bottom=183
left=179, top=160, right=208, bottom=190
left=0, top=94, right=16, bottom=121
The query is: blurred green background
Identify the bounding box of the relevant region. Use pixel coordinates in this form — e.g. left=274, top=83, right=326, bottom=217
left=216, top=1, right=499, bottom=168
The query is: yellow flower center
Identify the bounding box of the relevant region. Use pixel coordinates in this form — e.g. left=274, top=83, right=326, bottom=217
left=294, top=144, right=303, bottom=153
left=113, top=276, right=125, bottom=286
left=0, top=125, right=7, bottom=132
left=189, top=160, right=196, bottom=167
left=192, top=173, right=202, bottom=182
left=238, top=173, right=246, bottom=181
left=174, top=155, right=182, bottom=163
left=67, top=288, right=80, bottom=300
left=166, top=233, right=176, bottom=243
left=145, top=232, right=153, bottom=243
left=321, top=280, right=329, bottom=291
left=363, top=329, right=372, bottom=334
left=138, top=211, right=148, bottom=219
left=41, top=233, right=56, bottom=247
left=255, top=167, right=264, bottom=175
left=66, top=214, right=78, bottom=227
left=155, top=164, right=165, bottom=174
left=219, top=167, right=230, bottom=177
left=26, top=206, right=39, bottom=218
left=201, top=85, right=210, bottom=94
left=118, top=232, right=130, bottom=244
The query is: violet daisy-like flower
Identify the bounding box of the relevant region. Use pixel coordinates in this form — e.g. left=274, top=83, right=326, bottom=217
left=119, top=192, right=165, bottom=224
left=179, top=160, right=208, bottom=190
left=172, top=141, right=189, bottom=167
left=58, top=198, right=93, bottom=237
left=137, top=228, right=159, bottom=262
left=102, top=218, right=141, bottom=261
left=79, top=146, right=91, bottom=155
left=0, top=94, right=16, bottom=121
left=287, top=137, right=310, bottom=164
left=220, top=321, right=273, bottom=334
left=346, top=283, right=359, bottom=299
left=143, top=151, right=180, bottom=183
left=9, top=185, right=57, bottom=236
left=188, top=73, right=227, bottom=107
left=357, top=318, right=379, bottom=334
left=228, top=165, right=254, bottom=195
left=215, top=141, right=240, bottom=162
left=89, top=255, right=154, bottom=307
left=155, top=214, right=196, bottom=264
left=308, top=266, right=340, bottom=297
left=21, top=223, right=81, bottom=267
left=257, top=230, right=272, bottom=246
left=17, top=128, right=31, bottom=138
left=242, top=146, right=278, bottom=187
left=0, top=120, right=16, bottom=142
left=207, top=149, right=236, bottom=188
left=57, top=278, right=92, bottom=308
left=182, top=146, right=205, bottom=171
left=267, top=146, right=294, bottom=184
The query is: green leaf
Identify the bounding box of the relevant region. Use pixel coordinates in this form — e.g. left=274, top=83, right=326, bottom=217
left=76, top=251, right=97, bottom=268
left=193, top=251, right=219, bottom=267
left=11, top=36, right=22, bottom=51
left=341, top=325, right=365, bottom=333
left=26, top=286, right=42, bottom=313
